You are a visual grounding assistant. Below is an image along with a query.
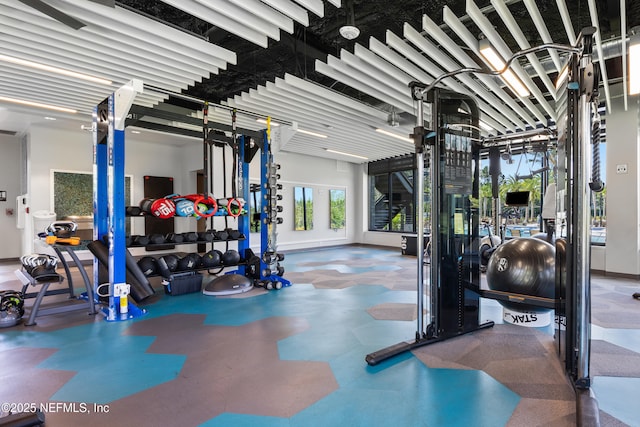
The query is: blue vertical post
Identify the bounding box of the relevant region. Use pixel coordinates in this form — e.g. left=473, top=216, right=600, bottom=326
left=92, top=101, right=109, bottom=300
left=106, top=93, right=128, bottom=320
left=237, top=135, right=250, bottom=275
left=93, top=80, right=144, bottom=321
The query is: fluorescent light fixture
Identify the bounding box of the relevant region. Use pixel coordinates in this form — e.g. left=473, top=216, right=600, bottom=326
left=375, top=128, right=413, bottom=144
left=325, top=149, right=368, bottom=160
left=298, top=128, right=328, bottom=138
left=0, top=96, right=77, bottom=114
left=555, top=64, right=569, bottom=90
left=629, top=28, right=640, bottom=95
left=44, top=116, right=57, bottom=121
left=478, top=39, right=530, bottom=97
left=256, top=118, right=280, bottom=126
left=0, top=54, right=112, bottom=86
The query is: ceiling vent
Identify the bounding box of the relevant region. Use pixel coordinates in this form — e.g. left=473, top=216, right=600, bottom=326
left=0, top=129, right=18, bottom=136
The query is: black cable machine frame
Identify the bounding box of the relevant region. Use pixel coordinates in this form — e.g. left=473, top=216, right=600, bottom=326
left=366, top=27, right=601, bottom=424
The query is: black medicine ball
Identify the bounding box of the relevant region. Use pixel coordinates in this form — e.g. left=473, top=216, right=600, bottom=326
left=177, top=253, right=201, bottom=271
left=201, top=250, right=222, bottom=268
left=160, top=254, right=180, bottom=272
left=221, top=249, right=241, bottom=266
left=137, top=256, right=157, bottom=276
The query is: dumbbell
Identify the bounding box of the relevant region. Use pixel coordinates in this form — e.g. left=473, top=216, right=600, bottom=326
left=226, top=229, right=242, bottom=240
left=148, top=234, right=166, bottom=244
left=126, top=206, right=142, bottom=216
left=197, top=231, right=214, bottom=242
left=182, top=232, right=198, bottom=242
left=215, top=230, right=229, bottom=241
left=165, top=233, right=184, bottom=243
left=131, top=235, right=150, bottom=246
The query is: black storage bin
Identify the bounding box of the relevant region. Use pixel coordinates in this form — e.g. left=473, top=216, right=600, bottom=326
left=163, top=272, right=203, bottom=296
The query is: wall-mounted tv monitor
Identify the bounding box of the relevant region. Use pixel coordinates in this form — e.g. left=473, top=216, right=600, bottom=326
left=505, top=191, right=530, bottom=207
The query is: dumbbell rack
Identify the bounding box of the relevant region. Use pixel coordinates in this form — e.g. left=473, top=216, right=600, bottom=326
left=255, top=133, right=289, bottom=289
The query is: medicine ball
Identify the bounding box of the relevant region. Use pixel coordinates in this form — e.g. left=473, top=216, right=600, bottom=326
left=140, top=198, right=176, bottom=219
left=201, top=250, right=222, bottom=268
left=486, top=237, right=555, bottom=312
left=160, top=254, right=180, bottom=272
left=177, top=253, right=201, bottom=271
left=221, top=249, right=241, bottom=266
left=137, top=256, right=158, bottom=276
left=190, top=253, right=202, bottom=268
left=175, top=199, right=195, bottom=217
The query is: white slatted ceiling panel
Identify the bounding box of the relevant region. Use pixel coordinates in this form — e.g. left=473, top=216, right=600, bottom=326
left=311, top=0, right=610, bottom=143
left=158, top=0, right=341, bottom=48
left=224, top=73, right=415, bottom=162
left=0, top=0, right=236, bottom=118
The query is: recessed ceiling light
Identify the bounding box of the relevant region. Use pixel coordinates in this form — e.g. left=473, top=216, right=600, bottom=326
left=44, top=116, right=57, bottom=121
left=0, top=54, right=112, bottom=85
left=298, top=129, right=328, bottom=138
left=131, top=130, right=141, bottom=134
left=256, top=118, right=280, bottom=126
left=478, top=39, right=529, bottom=97
left=0, top=96, right=77, bottom=114
left=326, top=149, right=367, bottom=160
left=375, top=128, right=413, bottom=144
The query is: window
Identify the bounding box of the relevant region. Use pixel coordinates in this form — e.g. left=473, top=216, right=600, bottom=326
left=294, top=186, right=313, bottom=230
left=249, top=183, right=262, bottom=233
left=368, top=154, right=416, bottom=232
left=329, top=189, right=346, bottom=229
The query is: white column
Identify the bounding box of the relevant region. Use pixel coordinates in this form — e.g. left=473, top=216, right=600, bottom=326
left=605, top=84, right=640, bottom=277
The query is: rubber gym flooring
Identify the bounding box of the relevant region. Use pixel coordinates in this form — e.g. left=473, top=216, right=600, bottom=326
left=1, top=245, right=639, bottom=426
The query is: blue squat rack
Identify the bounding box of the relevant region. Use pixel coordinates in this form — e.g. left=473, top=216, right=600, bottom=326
left=92, top=82, right=289, bottom=321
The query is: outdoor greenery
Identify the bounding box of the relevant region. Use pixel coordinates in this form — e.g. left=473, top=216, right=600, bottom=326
left=478, top=164, right=607, bottom=226
left=329, top=189, right=346, bottom=229
left=294, top=186, right=313, bottom=230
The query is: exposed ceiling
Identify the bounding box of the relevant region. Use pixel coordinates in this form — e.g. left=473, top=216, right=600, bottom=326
left=0, top=0, right=637, bottom=162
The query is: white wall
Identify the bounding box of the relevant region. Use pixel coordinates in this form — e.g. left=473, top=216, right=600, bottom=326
left=20, top=124, right=365, bottom=257
left=0, top=134, right=23, bottom=259
left=605, top=91, right=640, bottom=277
left=24, top=125, right=189, bottom=256
left=265, top=151, right=359, bottom=250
